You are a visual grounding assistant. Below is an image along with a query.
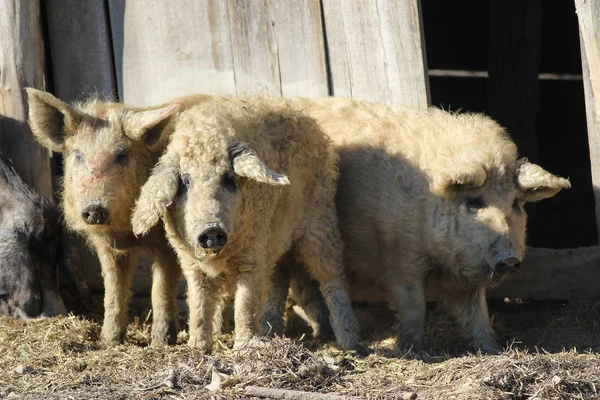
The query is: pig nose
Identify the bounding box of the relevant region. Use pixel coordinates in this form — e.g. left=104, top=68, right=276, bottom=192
left=495, top=257, right=521, bottom=275
left=81, top=205, right=109, bottom=225
left=198, top=225, right=228, bottom=249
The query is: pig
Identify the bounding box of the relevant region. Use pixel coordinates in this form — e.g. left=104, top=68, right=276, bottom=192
left=0, top=150, right=67, bottom=318
left=26, top=88, right=210, bottom=345
left=131, top=96, right=361, bottom=352
left=281, top=97, right=570, bottom=353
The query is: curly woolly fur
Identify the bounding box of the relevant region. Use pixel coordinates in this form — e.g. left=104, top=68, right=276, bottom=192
left=132, top=96, right=360, bottom=352
left=285, top=97, right=570, bottom=353
left=26, top=88, right=211, bottom=346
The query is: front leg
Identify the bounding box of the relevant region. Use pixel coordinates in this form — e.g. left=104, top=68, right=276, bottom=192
left=234, top=269, right=266, bottom=350
left=184, top=270, right=220, bottom=352
left=441, top=286, right=501, bottom=354
left=261, top=260, right=291, bottom=337
left=150, top=243, right=182, bottom=346
left=387, top=276, right=427, bottom=352
left=97, top=246, right=137, bottom=346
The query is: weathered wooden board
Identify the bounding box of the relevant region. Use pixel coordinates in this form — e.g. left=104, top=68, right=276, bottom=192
left=0, top=0, right=52, bottom=198
left=487, top=0, right=542, bottom=163
left=575, top=0, right=600, bottom=240
left=322, top=0, right=429, bottom=108
left=227, top=0, right=328, bottom=97
left=107, top=0, right=236, bottom=106
left=45, top=0, right=117, bottom=103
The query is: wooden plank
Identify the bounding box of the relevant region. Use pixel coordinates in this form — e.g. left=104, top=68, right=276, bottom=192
left=0, top=0, right=53, bottom=198
left=227, top=0, right=280, bottom=96
left=107, top=0, right=236, bottom=106
left=487, top=0, right=542, bottom=163
left=227, top=0, right=329, bottom=97
left=269, top=0, right=328, bottom=97
left=45, top=0, right=117, bottom=103
left=321, top=0, right=429, bottom=108
left=575, top=0, right=600, bottom=240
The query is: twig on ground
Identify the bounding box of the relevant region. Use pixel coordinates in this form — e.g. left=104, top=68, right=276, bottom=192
left=244, top=385, right=354, bottom=400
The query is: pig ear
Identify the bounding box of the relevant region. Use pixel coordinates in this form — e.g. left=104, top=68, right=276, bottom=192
left=229, top=142, right=290, bottom=186
left=516, top=159, right=571, bottom=202
left=131, top=152, right=180, bottom=236
left=25, top=88, right=81, bottom=153
left=121, top=103, right=182, bottom=147
left=431, top=164, right=487, bottom=199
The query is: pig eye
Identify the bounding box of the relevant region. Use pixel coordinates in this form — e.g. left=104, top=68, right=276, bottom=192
left=221, top=172, right=236, bottom=192
left=73, top=150, right=85, bottom=164
left=116, top=149, right=128, bottom=165
left=465, top=196, right=485, bottom=212
left=512, top=198, right=522, bottom=212
left=178, top=174, right=191, bottom=195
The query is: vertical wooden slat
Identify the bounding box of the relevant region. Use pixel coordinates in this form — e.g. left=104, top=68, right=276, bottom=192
left=270, top=0, right=328, bottom=97
left=575, top=0, right=600, bottom=241
left=487, top=0, right=542, bottom=163
left=107, top=0, right=236, bottom=106
left=0, top=0, right=52, bottom=198
left=322, top=0, right=429, bottom=108
left=45, top=0, right=117, bottom=103
left=227, top=0, right=281, bottom=95
left=227, top=0, right=329, bottom=97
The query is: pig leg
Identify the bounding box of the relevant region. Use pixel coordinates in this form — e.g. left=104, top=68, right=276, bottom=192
left=261, top=261, right=291, bottom=337
left=387, top=274, right=427, bottom=352
left=295, top=213, right=360, bottom=351
left=442, top=286, right=501, bottom=354
left=184, top=270, right=219, bottom=352
left=150, top=246, right=182, bottom=345
left=233, top=268, right=268, bottom=350
left=289, top=264, right=334, bottom=341
left=98, top=247, right=137, bottom=345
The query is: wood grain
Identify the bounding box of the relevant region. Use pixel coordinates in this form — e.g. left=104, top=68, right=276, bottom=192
left=108, top=0, right=236, bottom=106
left=322, top=0, right=429, bottom=108
left=0, top=0, right=53, bottom=198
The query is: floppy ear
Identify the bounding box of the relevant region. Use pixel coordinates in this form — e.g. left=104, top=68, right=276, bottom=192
left=430, top=164, right=487, bottom=199
left=121, top=102, right=182, bottom=150
left=25, top=88, right=82, bottom=153
left=516, top=158, right=571, bottom=202
left=131, top=152, right=180, bottom=236
left=229, top=142, right=290, bottom=186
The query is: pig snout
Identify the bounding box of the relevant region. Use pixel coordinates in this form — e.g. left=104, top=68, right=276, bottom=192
left=492, top=252, right=521, bottom=276
left=198, top=223, right=228, bottom=249
left=81, top=204, right=109, bottom=225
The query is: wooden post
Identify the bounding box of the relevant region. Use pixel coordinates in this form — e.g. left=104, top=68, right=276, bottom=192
left=487, top=0, right=542, bottom=164
left=321, top=0, right=430, bottom=108
left=0, top=0, right=52, bottom=198
left=45, top=0, right=117, bottom=103
left=575, top=0, right=600, bottom=241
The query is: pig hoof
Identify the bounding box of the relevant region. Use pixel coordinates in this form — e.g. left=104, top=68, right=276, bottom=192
left=234, top=336, right=264, bottom=351
left=477, top=342, right=503, bottom=355
left=188, top=336, right=212, bottom=353
left=397, top=333, right=424, bottom=353
left=151, top=322, right=178, bottom=346
left=350, top=342, right=373, bottom=358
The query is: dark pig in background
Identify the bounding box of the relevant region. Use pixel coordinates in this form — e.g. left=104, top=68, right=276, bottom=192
left=0, top=151, right=75, bottom=318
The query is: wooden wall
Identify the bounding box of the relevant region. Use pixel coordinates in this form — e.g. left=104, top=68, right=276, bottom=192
left=35, top=0, right=429, bottom=293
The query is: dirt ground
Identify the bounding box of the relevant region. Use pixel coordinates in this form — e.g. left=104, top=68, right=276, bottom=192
left=2, top=296, right=600, bottom=400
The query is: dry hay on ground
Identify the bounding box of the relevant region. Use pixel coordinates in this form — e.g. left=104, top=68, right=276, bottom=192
left=1, top=299, right=600, bottom=400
